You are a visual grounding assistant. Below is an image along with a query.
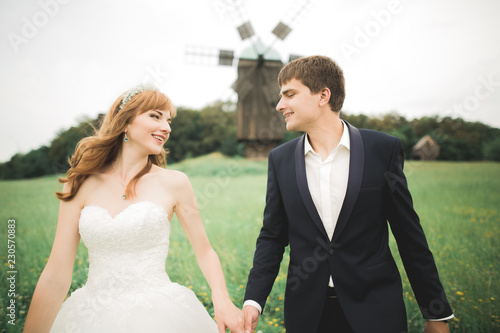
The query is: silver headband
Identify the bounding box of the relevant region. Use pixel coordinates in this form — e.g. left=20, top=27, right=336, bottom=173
left=118, top=83, right=160, bottom=112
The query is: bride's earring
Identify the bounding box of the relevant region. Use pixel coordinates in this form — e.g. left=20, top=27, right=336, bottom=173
left=124, top=132, right=128, bottom=142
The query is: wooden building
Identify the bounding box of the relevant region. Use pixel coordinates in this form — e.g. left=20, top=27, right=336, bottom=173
left=411, top=135, right=440, bottom=160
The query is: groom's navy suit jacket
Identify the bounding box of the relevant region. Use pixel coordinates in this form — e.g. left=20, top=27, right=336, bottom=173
left=244, top=122, right=452, bottom=333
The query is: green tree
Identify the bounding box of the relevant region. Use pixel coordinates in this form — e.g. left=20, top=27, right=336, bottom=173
left=482, top=136, right=500, bottom=161
left=166, top=107, right=202, bottom=162
left=1, top=153, right=24, bottom=179
left=48, top=117, right=95, bottom=171
left=388, top=125, right=418, bottom=158
left=411, top=116, right=440, bottom=138
left=166, top=101, right=241, bottom=162
left=0, top=146, right=54, bottom=179
left=341, top=113, right=370, bottom=128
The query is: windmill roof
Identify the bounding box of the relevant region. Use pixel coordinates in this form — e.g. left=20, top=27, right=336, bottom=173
left=240, top=39, right=282, bottom=61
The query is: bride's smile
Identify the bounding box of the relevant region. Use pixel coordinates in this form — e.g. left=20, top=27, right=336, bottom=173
left=125, top=110, right=172, bottom=155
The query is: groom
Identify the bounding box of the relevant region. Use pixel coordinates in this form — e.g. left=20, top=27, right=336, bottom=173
left=242, top=56, right=453, bottom=333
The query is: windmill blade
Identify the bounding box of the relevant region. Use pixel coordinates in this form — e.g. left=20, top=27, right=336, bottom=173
left=212, top=0, right=262, bottom=57
left=272, top=0, right=313, bottom=39
left=263, top=0, right=313, bottom=59
left=272, top=22, right=293, bottom=41
left=288, top=54, right=303, bottom=62
left=212, top=0, right=256, bottom=40
left=236, top=21, right=255, bottom=41
left=185, top=45, right=236, bottom=66
left=219, top=50, right=235, bottom=66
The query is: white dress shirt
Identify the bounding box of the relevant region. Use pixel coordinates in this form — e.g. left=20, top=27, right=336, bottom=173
left=304, top=121, right=350, bottom=241
left=304, top=121, right=350, bottom=287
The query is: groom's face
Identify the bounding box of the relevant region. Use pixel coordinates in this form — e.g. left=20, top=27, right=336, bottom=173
left=276, top=78, right=322, bottom=132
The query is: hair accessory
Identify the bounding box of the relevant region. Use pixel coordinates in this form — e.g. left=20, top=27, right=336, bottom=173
left=118, top=82, right=160, bottom=112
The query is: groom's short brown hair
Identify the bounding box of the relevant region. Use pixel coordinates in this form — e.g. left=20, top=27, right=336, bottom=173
left=278, top=55, right=345, bottom=112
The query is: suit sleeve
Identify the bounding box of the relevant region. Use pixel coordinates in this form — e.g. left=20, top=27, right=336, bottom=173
left=244, top=151, right=289, bottom=311
left=384, top=138, right=453, bottom=319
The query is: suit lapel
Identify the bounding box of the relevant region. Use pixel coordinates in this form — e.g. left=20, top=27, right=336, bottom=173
left=332, top=122, right=364, bottom=243
left=295, top=134, right=328, bottom=239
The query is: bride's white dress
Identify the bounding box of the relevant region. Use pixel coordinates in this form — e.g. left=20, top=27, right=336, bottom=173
left=50, top=201, right=218, bottom=332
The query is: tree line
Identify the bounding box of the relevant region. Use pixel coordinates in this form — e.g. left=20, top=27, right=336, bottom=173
left=1, top=101, right=499, bottom=180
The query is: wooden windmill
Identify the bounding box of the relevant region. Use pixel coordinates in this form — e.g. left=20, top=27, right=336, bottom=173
left=186, top=0, right=312, bottom=159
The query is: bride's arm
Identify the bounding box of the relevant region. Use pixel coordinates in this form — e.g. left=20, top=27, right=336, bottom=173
left=173, top=172, right=244, bottom=333
left=23, top=183, right=82, bottom=333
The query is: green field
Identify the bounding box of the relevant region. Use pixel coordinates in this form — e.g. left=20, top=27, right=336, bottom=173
left=1, top=154, right=499, bottom=332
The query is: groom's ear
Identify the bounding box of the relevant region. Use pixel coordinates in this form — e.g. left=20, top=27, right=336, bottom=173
left=318, top=87, right=331, bottom=108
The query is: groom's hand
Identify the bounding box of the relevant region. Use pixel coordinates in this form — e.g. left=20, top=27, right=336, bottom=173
left=243, top=305, right=260, bottom=333
left=213, top=297, right=244, bottom=333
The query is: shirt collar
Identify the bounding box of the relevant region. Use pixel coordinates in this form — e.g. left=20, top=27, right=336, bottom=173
left=304, top=120, right=351, bottom=156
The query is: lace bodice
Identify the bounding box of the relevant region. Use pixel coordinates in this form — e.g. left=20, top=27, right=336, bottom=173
left=78, top=201, right=174, bottom=299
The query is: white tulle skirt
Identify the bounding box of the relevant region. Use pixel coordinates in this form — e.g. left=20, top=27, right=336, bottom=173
left=50, top=281, right=218, bottom=333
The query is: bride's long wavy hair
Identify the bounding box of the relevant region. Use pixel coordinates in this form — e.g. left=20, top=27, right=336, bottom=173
left=56, top=89, right=176, bottom=201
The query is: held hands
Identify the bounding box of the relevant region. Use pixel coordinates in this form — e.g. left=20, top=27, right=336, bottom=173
left=238, top=305, right=450, bottom=333
left=213, top=297, right=244, bottom=333
left=242, top=305, right=260, bottom=333
left=424, top=320, right=450, bottom=333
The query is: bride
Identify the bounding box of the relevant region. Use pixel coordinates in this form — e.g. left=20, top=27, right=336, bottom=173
left=23, top=84, right=244, bottom=332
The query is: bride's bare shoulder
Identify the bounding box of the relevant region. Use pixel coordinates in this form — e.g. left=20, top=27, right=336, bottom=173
left=84, top=171, right=108, bottom=188
left=71, top=170, right=109, bottom=200
left=151, top=165, right=190, bottom=187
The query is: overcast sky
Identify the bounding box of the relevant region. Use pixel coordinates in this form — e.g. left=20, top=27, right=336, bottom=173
left=1, top=0, right=499, bottom=162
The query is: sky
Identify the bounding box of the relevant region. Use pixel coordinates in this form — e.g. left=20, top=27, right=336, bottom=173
left=1, top=0, right=499, bottom=162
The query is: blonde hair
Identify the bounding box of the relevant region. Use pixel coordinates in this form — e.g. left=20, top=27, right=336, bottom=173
left=56, top=89, right=177, bottom=201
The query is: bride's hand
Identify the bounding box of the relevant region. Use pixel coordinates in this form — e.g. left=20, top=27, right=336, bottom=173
left=213, top=297, right=244, bottom=333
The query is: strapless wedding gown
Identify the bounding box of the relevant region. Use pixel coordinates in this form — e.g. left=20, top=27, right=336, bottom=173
left=50, top=201, right=218, bottom=332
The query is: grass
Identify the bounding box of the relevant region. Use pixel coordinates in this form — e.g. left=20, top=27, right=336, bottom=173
left=0, top=154, right=498, bottom=332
